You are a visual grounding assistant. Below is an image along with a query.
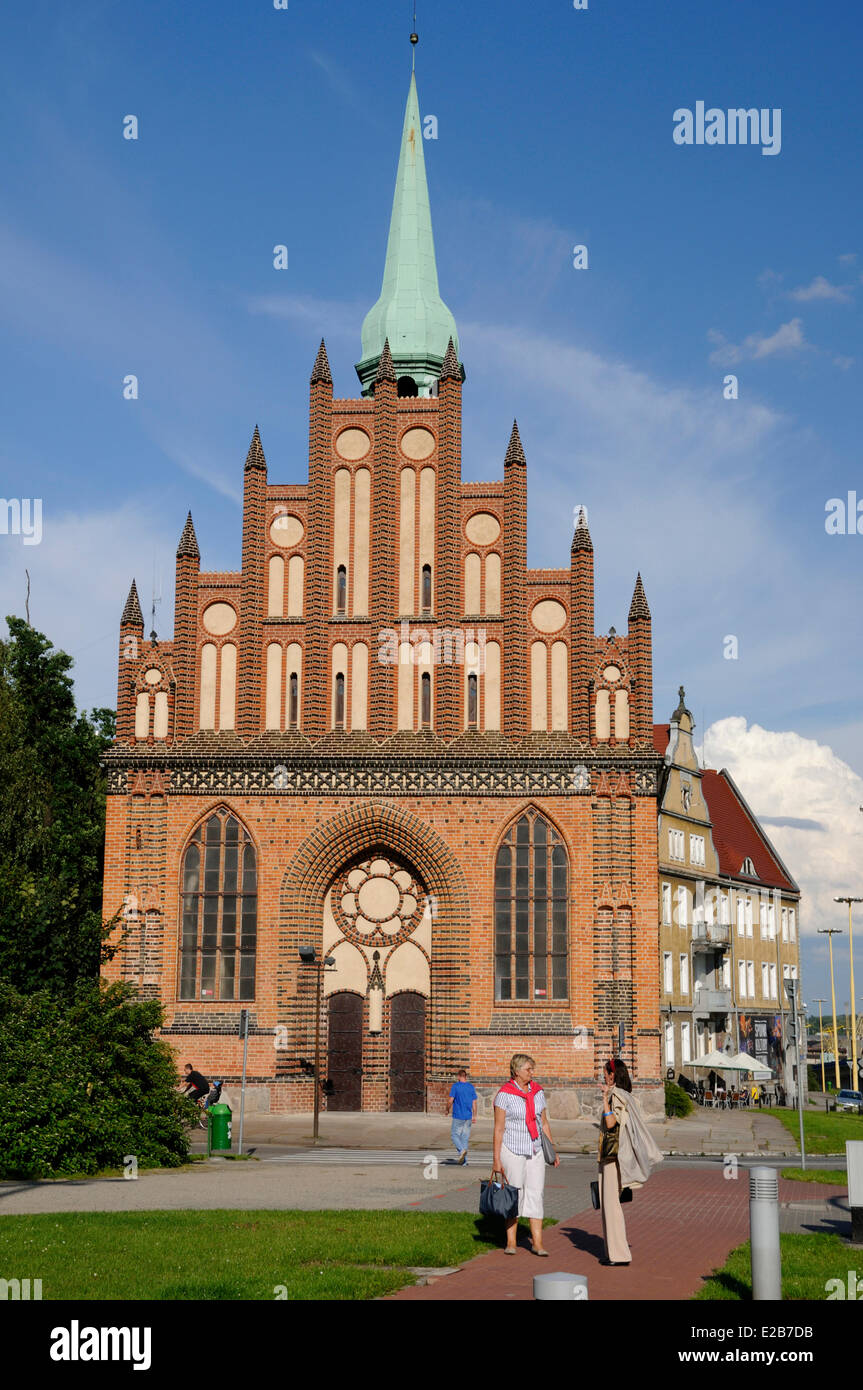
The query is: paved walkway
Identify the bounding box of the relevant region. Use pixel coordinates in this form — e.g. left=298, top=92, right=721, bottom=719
left=222, top=1106, right=799, bottom=1157
left=390, top=1171, right=850, bottom=1302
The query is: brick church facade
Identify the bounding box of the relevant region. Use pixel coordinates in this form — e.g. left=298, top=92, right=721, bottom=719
left=102, top=70, right=664, bottom=1116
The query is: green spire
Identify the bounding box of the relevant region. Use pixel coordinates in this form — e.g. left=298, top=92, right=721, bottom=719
left=356, top=73, right=462, bottom=397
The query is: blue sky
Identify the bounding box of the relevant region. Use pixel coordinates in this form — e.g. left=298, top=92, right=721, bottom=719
left=1, top=0, right=862, bottom=1010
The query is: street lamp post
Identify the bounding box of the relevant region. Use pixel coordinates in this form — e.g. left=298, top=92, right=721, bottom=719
left=298, top=947, right=336, bottom=1144
left=818, top=927, right=843, bottom=1091
left=813, top=998, right=827, bottom=1095
left=834, top=898, right=861, bottom=1090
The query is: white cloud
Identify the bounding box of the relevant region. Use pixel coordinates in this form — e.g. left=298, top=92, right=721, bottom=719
left=833, top=355, right=855, bottom=371
left=0, top=501, right=178, bottom=715
left=787, top=276, right=852, bottom=304
left=701, top=717, right=863, bottom=940
left=708, top=318, right=806, bottom=364
left=838, top=253, right=857, bottom=267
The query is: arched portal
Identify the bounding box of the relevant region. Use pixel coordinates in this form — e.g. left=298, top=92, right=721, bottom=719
left=278, top=801, right=471, bottom=1112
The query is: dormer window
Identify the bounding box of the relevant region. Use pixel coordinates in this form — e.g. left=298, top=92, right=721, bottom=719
left=336, top=565, right=347, bottom=615
left=741, top=857, right=756, bottom=877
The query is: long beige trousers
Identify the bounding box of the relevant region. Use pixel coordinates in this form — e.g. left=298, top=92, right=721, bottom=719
left=599, top=1159, right=631, bottom=1263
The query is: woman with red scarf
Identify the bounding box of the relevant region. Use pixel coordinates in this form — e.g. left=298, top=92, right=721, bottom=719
left=492, top=1053, right=559, bottom=1255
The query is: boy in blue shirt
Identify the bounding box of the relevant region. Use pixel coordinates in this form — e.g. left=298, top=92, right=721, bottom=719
left=447, top=1068, right=478, bottom=1165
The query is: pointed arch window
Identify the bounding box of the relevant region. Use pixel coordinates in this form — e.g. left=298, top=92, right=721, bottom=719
left=336, top=565, right=347, bottom=615
left=288, top=673, right=299, bottom=729
left=420, top=671, right=432, bottom=727
left=179, top=812, right=257, bottom=1001
left=421, top=563, right=432, bottom=613
left=494, top=812, right=568, bottom=1002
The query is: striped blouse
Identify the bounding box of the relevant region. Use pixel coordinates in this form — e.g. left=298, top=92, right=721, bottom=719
left=494, top=1084, right=547, bottom=1157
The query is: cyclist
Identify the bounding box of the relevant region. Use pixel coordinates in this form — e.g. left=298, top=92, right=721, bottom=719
left=181, top=1063, right=210, bottom=1105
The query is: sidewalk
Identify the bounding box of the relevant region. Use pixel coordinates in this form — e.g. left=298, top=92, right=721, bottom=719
left=390, top=1170, right=849, bottom=1302
left=226, top=1106, right=798, bottom=1156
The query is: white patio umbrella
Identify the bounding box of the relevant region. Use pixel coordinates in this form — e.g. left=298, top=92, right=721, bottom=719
left=688, top=1050, right=730, bottom=1070
left=723, top=1051, right=775, bottom=1074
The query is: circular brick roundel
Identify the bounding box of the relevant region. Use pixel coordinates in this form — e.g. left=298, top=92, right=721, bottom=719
left=201, top=601, right=237, bottom=635
left=269, top=513, right=304, bottom=547
left=465, top=511, right=501, bottom=546
left=335, top=427, right=371, bottom=460
left=530, top=599, right=567, bottom=634
left=399, top=427, right=436, bottom=460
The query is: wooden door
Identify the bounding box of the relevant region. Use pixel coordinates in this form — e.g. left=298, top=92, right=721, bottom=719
left=390, top=992, right=426, bottom=1112
left=327, top=993, right=363, bottom=1111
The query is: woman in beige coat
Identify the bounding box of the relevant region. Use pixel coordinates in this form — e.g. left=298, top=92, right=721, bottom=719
left=598, top=1057, right=633, bottom=1266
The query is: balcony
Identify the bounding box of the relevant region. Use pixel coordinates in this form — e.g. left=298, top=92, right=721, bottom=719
left=693, top=985, right=732, bottom=1013
left=691, top=921, right=731, bottom=950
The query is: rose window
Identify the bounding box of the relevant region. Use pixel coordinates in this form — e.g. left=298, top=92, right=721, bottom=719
left=335, top=857, right=424, bottom=945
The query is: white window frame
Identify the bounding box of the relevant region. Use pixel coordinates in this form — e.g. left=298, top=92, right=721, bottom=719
left=745, top=898, right=753, bottom=937
left=747, top=960, right=755, bottom=998
left=738, top=958, right=747, bottom=999
left=769, top=962, right=777, bottom=1000
left=761, top=962, right=769, bottom=999
left=680, top=953, right=690, bottom=995
left=681, top=1020, right=692, bottom=1064
left=665, top=1021, right=675, bottom=1069
left=737, top=896, right=745, bottom=936
left=677, top=885, right=688, bottom=928
left=661, top=882, right=672, bottom=925
left=720, top=893, right=730, bottom=926
left=690, top=834, right=705, bottom=867
left=781, top=907, right=788, bottom=942
left=789, top=909, right=796, bottom=941
left=663, top=951, right=673, bottom=993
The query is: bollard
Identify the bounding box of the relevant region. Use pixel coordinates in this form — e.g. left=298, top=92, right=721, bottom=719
left=749, top=1165, right=781, bottom=1300
left=847, top=1141, right=863, bottom=1246
left=533, top=1272, right=588, bottom=1300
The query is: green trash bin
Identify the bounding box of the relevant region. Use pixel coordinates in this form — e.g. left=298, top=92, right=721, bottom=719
left=208, top=1103, right=232, bottom=1153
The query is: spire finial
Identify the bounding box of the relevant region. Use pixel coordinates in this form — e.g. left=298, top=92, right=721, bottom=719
left=572, top=507, right=593, bottom=553
left=310, top=338, right=332, bottom=386
left=177, top=510, right=200, bottom=560
left=504, top=419, right=526, bottom=468
left=244, top=424, right=267, bottom=472
left=628, top=571, right=650, bottom=621
left=410, top=3, right=418, bottom=69
left=121, top=579, right=144, bottom=628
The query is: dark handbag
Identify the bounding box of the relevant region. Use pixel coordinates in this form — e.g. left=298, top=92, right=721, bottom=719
left=479, top=1170, right=519, bottom=1221
left=591, top=1176, right=633, bottom=1209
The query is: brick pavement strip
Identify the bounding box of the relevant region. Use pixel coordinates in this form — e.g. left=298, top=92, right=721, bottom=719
left=392, top=1168, right=755, bottom=1302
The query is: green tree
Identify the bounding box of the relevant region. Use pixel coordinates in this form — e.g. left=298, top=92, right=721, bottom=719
left=0, top=979, right=194, bottom=1178
left=0, top=617, right=118, bottom=994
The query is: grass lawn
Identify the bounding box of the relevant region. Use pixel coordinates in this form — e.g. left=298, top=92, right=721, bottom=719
left=0, top=1209, right=508, bottom=1300
left=781, top=1167, right=847, bottom=1186
left=764, top=1107, right=863, bottom=1154
left=695, top=1233, right=859, bottom=1300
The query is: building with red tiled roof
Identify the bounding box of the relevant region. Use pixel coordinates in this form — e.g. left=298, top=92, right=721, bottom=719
left=655, top=689, right=802, bottom=1101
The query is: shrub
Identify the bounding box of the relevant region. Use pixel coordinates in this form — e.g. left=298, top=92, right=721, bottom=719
left=0, top=978, right=196, bottom=1178
left=665, top=1080, right=693, bottom=1118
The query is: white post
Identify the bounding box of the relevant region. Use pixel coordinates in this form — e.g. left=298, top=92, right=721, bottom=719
left=749, top=1166, right=782, bottom=1300
left=847, top=1141, right=863, bottom=1247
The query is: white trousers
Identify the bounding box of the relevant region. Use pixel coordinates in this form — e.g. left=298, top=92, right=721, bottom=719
left=501, top=1142, right=546, bottom=1219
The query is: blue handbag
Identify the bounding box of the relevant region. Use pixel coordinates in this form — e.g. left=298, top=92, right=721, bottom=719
left=479, top=1169, right=519, bottom=1220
